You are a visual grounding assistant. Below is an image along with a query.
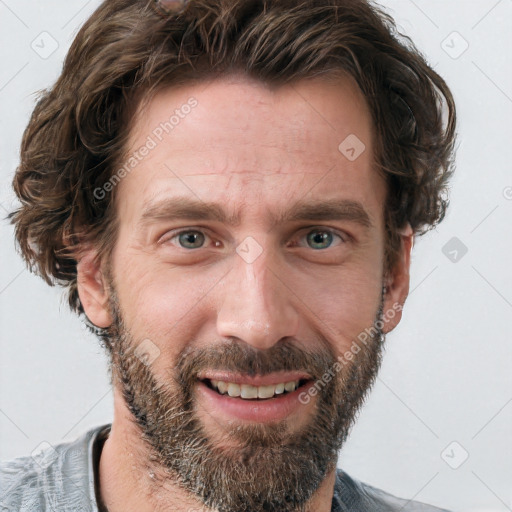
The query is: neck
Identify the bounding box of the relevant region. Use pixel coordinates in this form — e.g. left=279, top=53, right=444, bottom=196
left=98, top=388, right=338, bottom=512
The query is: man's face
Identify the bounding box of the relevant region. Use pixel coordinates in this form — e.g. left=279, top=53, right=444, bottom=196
left=81, top=74, right=409, bottom=511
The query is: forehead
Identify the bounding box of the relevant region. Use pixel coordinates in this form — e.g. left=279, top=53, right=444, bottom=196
left=116, top=73, right=384, bottom=226
left=129, top=72, right=372, bottom=159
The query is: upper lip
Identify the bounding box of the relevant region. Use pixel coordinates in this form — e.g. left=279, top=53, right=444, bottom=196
left=197, top=371, right=312, bottom=387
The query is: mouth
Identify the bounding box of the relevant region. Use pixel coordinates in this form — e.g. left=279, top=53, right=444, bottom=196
left=195, top=372, right=315, bottom=423
left=201, top=377, right=311, bottom=400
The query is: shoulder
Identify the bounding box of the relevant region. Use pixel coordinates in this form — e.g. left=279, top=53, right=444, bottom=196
left=0, top=451, right=47, bottom=511
left=334, top=469, right=452, bottom=511
left=0, top=424, right=110, bottom=512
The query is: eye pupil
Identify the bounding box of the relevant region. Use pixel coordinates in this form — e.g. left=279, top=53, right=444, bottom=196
left=307, top=230, right=333, bottom=249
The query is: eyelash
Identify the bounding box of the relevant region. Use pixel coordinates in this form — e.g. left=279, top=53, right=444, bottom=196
left=158, top=227, right=348, bottom=250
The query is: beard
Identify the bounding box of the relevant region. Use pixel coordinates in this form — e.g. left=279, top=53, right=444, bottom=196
left=104, top=286, right=386, bottom=512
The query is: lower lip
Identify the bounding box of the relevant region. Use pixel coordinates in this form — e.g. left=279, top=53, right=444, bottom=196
left=195, top=380, right=314, bottom=423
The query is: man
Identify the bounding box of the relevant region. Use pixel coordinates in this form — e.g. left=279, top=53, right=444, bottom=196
left=2, top=0, right=456, bottom=510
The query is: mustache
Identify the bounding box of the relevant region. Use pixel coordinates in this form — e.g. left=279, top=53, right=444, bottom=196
left=174, top=338, right=337, bottom=384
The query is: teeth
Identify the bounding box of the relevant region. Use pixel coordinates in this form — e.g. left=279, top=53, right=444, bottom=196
left=217, top=381, right=228, bottom=394
left=258, top=385, right=276, bottom=399
left=209, top=379, right=301, bottom=399
left=284, top=381, right=296, bottom=392
left=240, top=384, right=258, bottom=399
left=227, top=383, right=241, bottom=397
left=275, top=382, right=285, bottom=394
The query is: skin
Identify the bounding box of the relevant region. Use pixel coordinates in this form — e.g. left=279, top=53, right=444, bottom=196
left=77, top=72, right=413, bottom=512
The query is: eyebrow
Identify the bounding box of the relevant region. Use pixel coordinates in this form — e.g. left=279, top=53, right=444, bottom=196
left=138, top=196, right=373, bottom=229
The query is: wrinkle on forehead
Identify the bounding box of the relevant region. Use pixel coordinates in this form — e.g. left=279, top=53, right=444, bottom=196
left=126, top=74, right=372, bottom=157
left=164, top=170, right=329, bottom=177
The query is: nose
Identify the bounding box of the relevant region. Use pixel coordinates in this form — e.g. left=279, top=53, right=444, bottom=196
left=216, top=244, right=300, bottom=350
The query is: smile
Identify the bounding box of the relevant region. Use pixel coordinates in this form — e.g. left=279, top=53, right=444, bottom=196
left=203, top=378, right=309, bottom=400
left=196, top=372, right=315, bottom=422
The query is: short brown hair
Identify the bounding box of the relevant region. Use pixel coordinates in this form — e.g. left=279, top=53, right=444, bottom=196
left=9, top=0, right=456, bottom=317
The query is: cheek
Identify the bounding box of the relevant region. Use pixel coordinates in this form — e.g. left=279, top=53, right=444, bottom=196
left=294, top=269, right=383, bottom=347
left=284, top=238, right=384, bottom=351
left=111, top=252, right=225, bottom=364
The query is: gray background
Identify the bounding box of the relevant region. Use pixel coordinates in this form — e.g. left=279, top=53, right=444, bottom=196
left=1, top=1, right=511, bottom=510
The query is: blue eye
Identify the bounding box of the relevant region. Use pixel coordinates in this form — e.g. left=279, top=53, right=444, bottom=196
left=177, top=230, right=206, bottom=249
left=160, top=227, right=344, bottom=252
left=306, top=230, right=335, bottom=250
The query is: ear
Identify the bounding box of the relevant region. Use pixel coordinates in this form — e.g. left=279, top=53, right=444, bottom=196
left=76, top=250, right=112, bottom=328
left=382, top=223, right=414, bottom=334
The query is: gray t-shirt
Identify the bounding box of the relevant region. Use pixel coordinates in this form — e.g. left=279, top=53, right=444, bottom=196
left=0, top=424, right=451, bottom=511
